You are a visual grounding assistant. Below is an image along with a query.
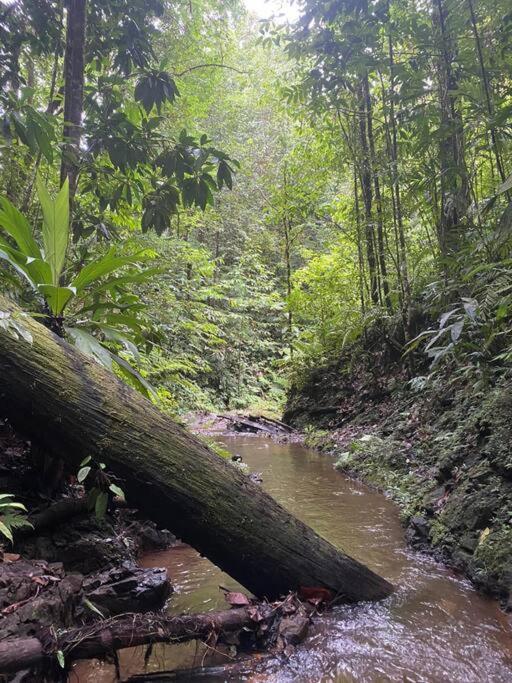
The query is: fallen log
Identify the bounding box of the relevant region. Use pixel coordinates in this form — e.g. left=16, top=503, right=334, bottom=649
left=246, top=414, right=294, bottom=433
left=0, top=605, right=269, bottom=673
left=0, top=294, right=393, bottom=602
left=21, top=497, right=89, bottom=535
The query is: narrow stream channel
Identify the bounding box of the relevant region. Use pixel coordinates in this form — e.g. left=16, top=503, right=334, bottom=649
left=73, top=436, right=512, bottom=682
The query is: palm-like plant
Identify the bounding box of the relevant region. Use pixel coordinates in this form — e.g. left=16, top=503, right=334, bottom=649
left=0, top=178, right=157, bottom=396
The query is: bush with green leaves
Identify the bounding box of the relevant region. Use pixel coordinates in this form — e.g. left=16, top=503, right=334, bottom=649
left=0, top=178, right=157, bottom=395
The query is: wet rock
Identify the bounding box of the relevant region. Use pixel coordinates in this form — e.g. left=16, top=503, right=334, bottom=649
left=459, top=532, right=478, bottom=553
left=0, top=558, right=83, bottom=639
left=451, top=549, right=472, bottom=572
left=121, top=515, right=176, bottom=553
left=17, top=515, right=127, bottom=573
left=278, top=614, right=309, bottom=645
left=83, top=563, right=171, bottom=615
left=505, top=591, right=512, bottom=612
left=406, top=515, right=430, bottom=547
left=422, top=486, right=446, bottom=513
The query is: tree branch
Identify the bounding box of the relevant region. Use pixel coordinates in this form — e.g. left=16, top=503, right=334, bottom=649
left=174, top=63, right=247, bottom=77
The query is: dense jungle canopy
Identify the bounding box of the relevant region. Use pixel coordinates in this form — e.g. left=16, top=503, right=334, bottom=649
left=1, top=0, right=512, bottom=413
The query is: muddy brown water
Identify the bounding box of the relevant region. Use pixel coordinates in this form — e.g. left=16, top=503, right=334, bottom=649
left=73, top=436, right=512, bottom=682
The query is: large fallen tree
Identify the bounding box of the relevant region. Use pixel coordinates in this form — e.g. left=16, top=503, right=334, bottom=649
left=0, top=294, right=393, bottom=602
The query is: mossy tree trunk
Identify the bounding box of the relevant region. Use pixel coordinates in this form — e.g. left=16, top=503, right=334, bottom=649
left=0, top=295, right=393, bottom=601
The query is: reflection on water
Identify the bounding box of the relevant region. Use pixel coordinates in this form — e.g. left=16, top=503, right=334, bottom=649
left=72, top=436, right=512, bottom=682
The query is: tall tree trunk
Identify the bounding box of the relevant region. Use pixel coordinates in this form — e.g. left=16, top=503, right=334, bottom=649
left=356, top=87, right=379, bottom=305
left=354, top=169, right=367, bottom=316
left=466, top=0, right=508, bottom=192
left=432, top=0, right=469, bottom=257
left=0, top=294, right=393, bottom=603
left=282, top=164, right=294, bottom=357
left=362, top=73, right=392, bottom=312
left=60, top=0, right=87, bottom=202
left=283, top=216, right=294, bottom=357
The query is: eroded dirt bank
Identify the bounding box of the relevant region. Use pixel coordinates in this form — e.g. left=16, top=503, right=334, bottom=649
left=284, top=353, right=512, bottom=608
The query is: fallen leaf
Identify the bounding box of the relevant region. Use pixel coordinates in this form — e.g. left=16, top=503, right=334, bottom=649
left=247, top=606, right=264, bottom=622
left=298, top=586, right=334, bottom=605
left=224, top=591, right=250, bottom=606
left=2, top=553, right=20, bottom=563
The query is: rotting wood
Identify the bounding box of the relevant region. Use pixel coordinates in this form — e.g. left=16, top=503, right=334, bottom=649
left=0, top=294, right=393, bottom=604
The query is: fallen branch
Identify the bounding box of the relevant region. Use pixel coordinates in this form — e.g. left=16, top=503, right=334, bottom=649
left=22, top=497, right=89, bottom=535
left=0, top=594, right=312, bottom=675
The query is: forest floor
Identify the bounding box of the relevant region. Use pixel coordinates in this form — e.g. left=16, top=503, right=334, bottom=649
left=284, top=352, right=512, bottom=609
left=0, top=418, right=176, bottom=678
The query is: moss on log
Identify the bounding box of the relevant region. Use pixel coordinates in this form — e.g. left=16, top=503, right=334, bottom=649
left=0, top=295, right=393, bottom=601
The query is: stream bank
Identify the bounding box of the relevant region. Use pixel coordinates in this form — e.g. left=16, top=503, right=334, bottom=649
left=284, top=351, right=512, bottom=607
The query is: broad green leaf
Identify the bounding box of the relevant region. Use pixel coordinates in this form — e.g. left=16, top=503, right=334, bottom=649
left=0, top=198, right=41, bottom=258
left=0, top=520, right=13, bottom=543
left=112, top=353, right=155, bottom=398
left=36, top=176, right=69, bottom=285
left=0, top=248, right=37, bottom=290
left=66, top=327, right=113, bottom=370
left=109, top=483, right=125, bottom=500
left=33, top=122, right=54, bottom=163
left=77, top=466, right=91, bottom=483
left=0, top=502, right=27, bottom=510
left=71, top=248, right=155, bottom=292
left=94, top=324, right=140, bottom=360
left=38, top=284, right=76, bottom=316
left=25, top=257, right=53, bottom=285
left=95, top=491, right=108, bottom=518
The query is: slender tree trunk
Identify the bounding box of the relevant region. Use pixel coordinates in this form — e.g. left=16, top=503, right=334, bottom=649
left=356, top=87, right=379, bottom=305
left=432, top=0, right=469, bottom=257
left=283, top=216, right=294, bottom=357
left=282, top=164, right=294, bottom=356
left=354, top=170, right=367, bottom=317
left=386, top=10, right=410, bottom=303
left=60, top=0, right=87, bottom=202
left=362, top=74, right=392, bottom=312
left=0, top=294, right=393, bottom=603
left=466, top=0, right=508, bottom=192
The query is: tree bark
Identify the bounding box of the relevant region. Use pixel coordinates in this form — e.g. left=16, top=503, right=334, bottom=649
left=0, top=607, right=266, bottom=673
left=60, top=0, right=87, bottom=202
left=356, top=86, right=380, bottom=305
left=0, top=295, right=393, bottom=604
left=432, top=0, right=469, bottom=256
left=362, top=73, right=392, bottom=312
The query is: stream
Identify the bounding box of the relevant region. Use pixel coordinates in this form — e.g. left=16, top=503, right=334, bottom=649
left=73, top=436, right=512, bottom=682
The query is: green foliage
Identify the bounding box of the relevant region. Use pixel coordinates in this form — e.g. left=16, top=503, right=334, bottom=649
left=77, top=456, right=125, bottom=520
left=0, top=493, right=32, bottom=544
left=0, top=180, right=156, bottom=395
